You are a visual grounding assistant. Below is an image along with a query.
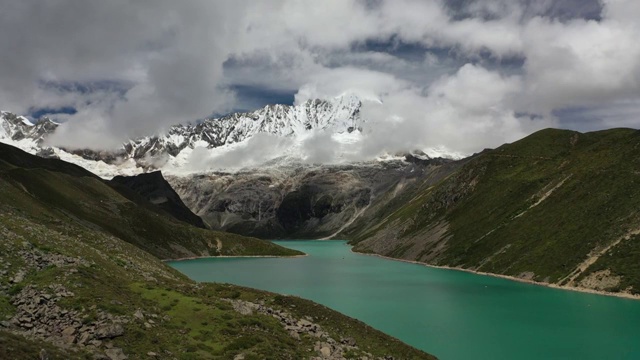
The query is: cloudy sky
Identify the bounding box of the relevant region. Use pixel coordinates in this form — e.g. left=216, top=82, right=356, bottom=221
left=0, top=0, right=639, bottom=156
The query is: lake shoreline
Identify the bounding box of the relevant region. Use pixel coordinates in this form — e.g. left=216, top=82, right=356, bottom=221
left=163, top=253, right=308, bottom=262
left=351, top=248, right=640, bottom=301
left=169, top=239, right=640, bottom=359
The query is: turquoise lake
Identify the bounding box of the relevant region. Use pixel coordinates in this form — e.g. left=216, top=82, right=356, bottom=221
left=168, top=240, right=640, bottom=360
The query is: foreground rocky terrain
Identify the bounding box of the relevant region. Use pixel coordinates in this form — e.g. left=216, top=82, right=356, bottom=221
left=0, top=142, right=436, bottom=359
left=0, top=210, right=433, bottom=359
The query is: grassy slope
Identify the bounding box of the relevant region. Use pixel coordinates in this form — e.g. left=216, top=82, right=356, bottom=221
left=0, top=206, right=433, bottom=359
left=348, top=128, right=640, bottom=294
left=0, top=142, right=301, bottom=259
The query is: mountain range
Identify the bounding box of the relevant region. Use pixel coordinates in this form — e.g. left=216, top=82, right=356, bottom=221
left=4, top=100, right=640, bottom=298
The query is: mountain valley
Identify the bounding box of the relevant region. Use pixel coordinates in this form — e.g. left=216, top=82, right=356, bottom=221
left=111, top=125, right=640, bottom=297
left=0, top=141, right=434, bottom=359
left=3, top=100, right=640, bottom=298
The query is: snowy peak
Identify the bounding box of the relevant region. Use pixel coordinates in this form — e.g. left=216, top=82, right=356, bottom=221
left=124, top=94, right=364, bottom=161
left=199, top=94, right=363, bottom=142
left=0, top=111, right=58, bottom=151
left=1, top=95, right=363, bottom=166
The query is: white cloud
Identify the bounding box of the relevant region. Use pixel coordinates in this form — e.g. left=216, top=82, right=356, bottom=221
left=1, top=0, right=249, bottom=149
left=185, top=133, right=295, bottom=171
left=294, top=67, right=408, bottom=104
left=353, top=64, right=553, bottom=157
left=0, top=0, right=639, bottom=159
left=429, top=64, right=522, bottom=114
left=520, top=13, right=640, bottom=113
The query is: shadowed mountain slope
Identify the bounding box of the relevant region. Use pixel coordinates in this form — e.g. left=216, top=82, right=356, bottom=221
left=110, top=171, right=207, bottom=229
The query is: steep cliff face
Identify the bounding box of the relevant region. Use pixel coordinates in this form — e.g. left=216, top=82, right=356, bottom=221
left=167, top=158, right=453, bottom=239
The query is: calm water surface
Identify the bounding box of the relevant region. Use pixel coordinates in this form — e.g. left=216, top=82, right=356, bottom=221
left=168, top=240, right=640, bottom=360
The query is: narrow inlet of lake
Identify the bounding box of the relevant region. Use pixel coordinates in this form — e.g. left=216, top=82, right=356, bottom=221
left=168, top=240, right=640, bottom=360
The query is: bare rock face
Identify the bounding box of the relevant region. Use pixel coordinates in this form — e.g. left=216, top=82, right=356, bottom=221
left=168, top=159, right=451, bottom=239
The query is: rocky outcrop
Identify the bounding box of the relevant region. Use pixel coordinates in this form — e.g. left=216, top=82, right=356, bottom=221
left=0, top=242, right=130, bottom=359
left=9, top=285, right=126, bottom=346
left=227, top=299, right=395, bottom=360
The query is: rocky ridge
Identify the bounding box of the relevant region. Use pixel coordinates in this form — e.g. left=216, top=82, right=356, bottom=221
left=345, top=128, right=640, bottom=297
left=109, top=171, right=207, bottom=229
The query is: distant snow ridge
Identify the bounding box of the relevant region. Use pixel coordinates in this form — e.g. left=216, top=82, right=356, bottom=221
left=0, top=111, right=58, bottom=154
left=0, top=95, right=366, bottom=177
left=125, top=93, right=364, bottom=161
left=0, top=94, right=460, bottom=178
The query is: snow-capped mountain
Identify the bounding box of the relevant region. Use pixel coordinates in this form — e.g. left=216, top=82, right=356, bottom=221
left=124, top=94, right=364, bottom=161
left=0, top=111, right=58, bottom=154
left=1, top=95, right=367, bottom=176
left=1, top=94, right=459, bottom=178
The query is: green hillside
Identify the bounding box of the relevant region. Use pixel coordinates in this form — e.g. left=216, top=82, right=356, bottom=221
left=0, top=143, right=301, bottom=259
left=0, top=142, right=435, bottom=358
left=347, top=128, right=640, bottom=295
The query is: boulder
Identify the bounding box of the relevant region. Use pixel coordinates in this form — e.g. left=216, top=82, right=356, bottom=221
left=104, top=348, right=128, bottom=360
left=320, top=346, right=331, bottom=358
left=61, top=326, right=76, bottom=336
left=95, top=324, right=124, bottom=339
left=39, top=349, right=49, bottom=360
left=340, top=337, right=356, bottom=346
left=133, top=309, right=144, bottom=320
